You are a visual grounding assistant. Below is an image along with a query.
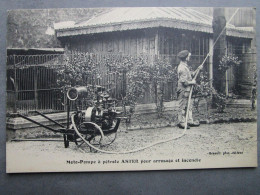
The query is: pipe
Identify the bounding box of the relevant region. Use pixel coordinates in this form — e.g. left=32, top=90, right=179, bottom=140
left=35, top=111, right=65, bottom=128
left=11, top=139, right=63, bottom=142
left=17, top=113, right=58, bottom=133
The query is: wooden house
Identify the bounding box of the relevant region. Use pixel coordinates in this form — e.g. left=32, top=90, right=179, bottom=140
left=53, top=8, right=255, bottom=101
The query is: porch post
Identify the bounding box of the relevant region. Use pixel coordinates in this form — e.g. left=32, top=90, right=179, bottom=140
left=34, top=67, right=39, bottom=110
left=155, top=29, right=159, bottom=56
left=14, top=55, right=17, bottom=113
left=154, top=29, right=160, bottom=105
left=225, top=71, right=228, bottom=96
left=209, top=38, right=214, bottom=89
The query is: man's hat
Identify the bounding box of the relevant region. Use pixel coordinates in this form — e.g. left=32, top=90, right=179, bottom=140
left=177, top=50, right=190, bottom=59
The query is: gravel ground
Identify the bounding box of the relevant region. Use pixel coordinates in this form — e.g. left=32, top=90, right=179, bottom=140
left=6, top=122, right=257, bottom=172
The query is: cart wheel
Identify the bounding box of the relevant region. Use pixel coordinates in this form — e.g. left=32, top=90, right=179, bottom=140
left=102, top=132, right=118, bottom=146
left=101, top=120, right=118, bottom=146
left=75, top=122, right=104, bottom=152
left=88, top=131, right=103, bottom=153
left=63, top=134, right=69, bottom=148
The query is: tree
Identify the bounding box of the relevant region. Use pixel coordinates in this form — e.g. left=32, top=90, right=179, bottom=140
left=213, top=8, right=227, bottom=94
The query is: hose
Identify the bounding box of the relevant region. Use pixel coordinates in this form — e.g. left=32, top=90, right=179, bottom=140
left=72, top=114, right=186, bottom=154
left=184, top=8, right=240, bottom=132
left=72, top=9, right=240, bottom=154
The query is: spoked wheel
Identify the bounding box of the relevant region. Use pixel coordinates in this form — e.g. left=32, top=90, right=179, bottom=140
left=101, top=132, right=118, bottom=146
left=100, top=120, right=118, bottom=147
left=74, top=122, right=105, bottom=152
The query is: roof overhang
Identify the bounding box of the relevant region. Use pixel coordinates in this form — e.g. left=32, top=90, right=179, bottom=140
left=55, top=19, right=254, bottom=39
left=7, top=48, right=65, bottom=55
left=226, top=27, right=255, bottom=39
left=56, top=18, right=212, bottom=37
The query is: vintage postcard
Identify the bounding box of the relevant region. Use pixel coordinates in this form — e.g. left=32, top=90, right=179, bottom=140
left=6, top=7, right=257, bottom=173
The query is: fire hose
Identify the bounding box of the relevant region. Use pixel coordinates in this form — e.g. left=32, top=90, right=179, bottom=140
left=72, top=9, right=239, bottom=154
left=72, top=113, right=189, bottom=154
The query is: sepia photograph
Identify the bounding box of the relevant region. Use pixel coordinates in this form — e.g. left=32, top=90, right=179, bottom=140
left=5, top=7, right=257, bottom=173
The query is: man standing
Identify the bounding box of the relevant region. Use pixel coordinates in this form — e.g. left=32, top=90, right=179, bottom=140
left=177, top=50, right=202, bottom=129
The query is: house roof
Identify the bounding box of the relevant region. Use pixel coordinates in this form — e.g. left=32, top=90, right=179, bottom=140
left=7, top=48, right=64, bottom=55
left=55, top=7, right=254, bottom=39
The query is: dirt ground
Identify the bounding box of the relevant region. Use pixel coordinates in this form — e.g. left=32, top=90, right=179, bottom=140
left=6, top=122, right=257, bottom=171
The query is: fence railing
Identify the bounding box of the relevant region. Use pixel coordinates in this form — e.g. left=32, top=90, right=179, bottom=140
left=6, top=52, right=209, bottom=115
left=6, top=55, right=67, bottom=115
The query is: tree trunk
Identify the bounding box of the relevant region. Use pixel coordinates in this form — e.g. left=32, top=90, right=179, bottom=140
left=213, top=8, right=227, bottom=94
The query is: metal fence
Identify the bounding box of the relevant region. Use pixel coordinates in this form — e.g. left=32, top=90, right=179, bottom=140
left=6, top=52, right=208, bottom=115
left=6, top=54, right=66, bottom=115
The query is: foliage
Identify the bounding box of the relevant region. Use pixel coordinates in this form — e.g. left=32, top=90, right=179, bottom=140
left=218, top=55, right=241, bottom=73
left=211, top=89, right=227, bottom=113
left=55, top=53, right=178, bottom=117
left=211, top=54, right=242, bottom=112
left=126, top=56, right=151, bottom=106
left=105, top=55, right=135, bottom=74
left=55, top=52, right=101, bottom=105
left=7, top=8, right=107, bottom=48
left=251, top=60, right=257, bottom=110
left=193, top=70, right=228, bottom=113
left=105, top=55, right=177, bottom=117
left=149, top=58, right=177, bottom=116
left=192, top=71, right=213, bottom=112
left=193, top=71, right=212, bottom=98
left=56, top=52, right=100, bottom=88
left=127, top=57, right=177, bottom=117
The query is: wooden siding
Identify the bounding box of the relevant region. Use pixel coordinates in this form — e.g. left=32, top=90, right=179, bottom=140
left=64, top=27, right=253, bottom=101
left=158, top=28, right=210, bottom=70
left=65, top=28, right=212, bottom=103
left=67, top=29, right=158, bottom=55
left=158, top=28, right=211, bottom=101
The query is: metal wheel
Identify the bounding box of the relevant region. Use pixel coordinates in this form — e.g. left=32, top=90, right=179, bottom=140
left=75, top=122, right=104, bottom=152
left=100, top=120, right=118, bottom=146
